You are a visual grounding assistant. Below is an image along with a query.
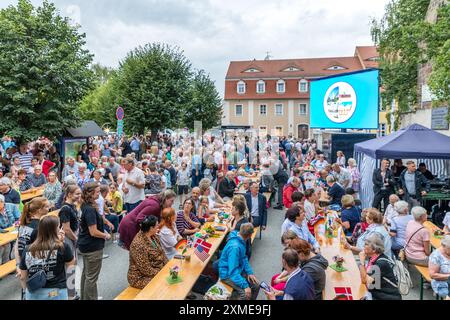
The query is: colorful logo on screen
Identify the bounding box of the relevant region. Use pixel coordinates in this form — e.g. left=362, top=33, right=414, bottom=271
left=323, top=82, right=357, bottom=123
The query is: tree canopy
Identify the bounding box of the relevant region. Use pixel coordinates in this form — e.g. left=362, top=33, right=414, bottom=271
left=0, top=0, right=94, bottom=143
left=79, top=43, right=223, bottom=138
left=371, top=0, right=449, bottom=129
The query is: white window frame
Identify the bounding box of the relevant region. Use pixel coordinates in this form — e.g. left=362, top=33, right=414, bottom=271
left=299, top=103, right=307, bottom=115
left=235, top=104, right=243, bottom=117
left=299, top=79, right=308, bottom=92
left=237, top=81, right=246, bottom=94
left=275, top=103, right=284, bottom=116
left=326, top=65, right=346, bottom=71
left=259, top=126, right=268, bottom=137
left=276, top=79, right=285, bottom=93
left=256, top=80, right=265, bottom=94
left=259, top=104, right=267, bottom=116
left=274, top=126, right=284, bottom=136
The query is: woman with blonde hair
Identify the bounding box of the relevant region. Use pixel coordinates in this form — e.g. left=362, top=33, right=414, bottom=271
left=158, top=208, right=182, bottom=259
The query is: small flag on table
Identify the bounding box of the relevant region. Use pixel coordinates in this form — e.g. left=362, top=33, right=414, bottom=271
left=194, top=245, right=210, bottom=262
left=334, top=287, right=353, bottom=300
left=194, top=238, right=212, bottom=253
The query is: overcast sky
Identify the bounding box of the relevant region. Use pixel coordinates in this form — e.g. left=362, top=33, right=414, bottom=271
left=1, top=0, right=390, bottom=95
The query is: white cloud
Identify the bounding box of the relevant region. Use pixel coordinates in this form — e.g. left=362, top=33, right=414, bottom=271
left=1, top=0, right=390, bottom=95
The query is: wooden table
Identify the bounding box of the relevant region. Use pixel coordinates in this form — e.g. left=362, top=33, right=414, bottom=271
left=134, top=218, right=230, bottom=300
left=315, top=220, right=367, bottom=300
left=424, top=221, right=442, bottom=249
left=0, top=226, right=18, bottom=246
left=21, top=189, right=44, bottom=202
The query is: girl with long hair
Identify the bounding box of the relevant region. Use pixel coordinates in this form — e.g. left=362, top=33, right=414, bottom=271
left=19, top=215, right=75, bottom=300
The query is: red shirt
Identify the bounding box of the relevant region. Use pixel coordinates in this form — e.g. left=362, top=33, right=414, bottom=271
left=41, top=159, right=55, bottom=177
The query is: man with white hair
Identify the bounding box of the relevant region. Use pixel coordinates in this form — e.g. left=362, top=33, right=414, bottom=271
left=218, top=171, right=237, bottom=200
left=383, top=194, right=400, bottom=226
left=26, top=165, right=47, bottom=188
left=389, top=200, right=413, bottom=252
left=404, top=206, right=431, bottom=267
left=0, top=177, right=20, bottom=205
left=62, top=157, right=78, bottom=179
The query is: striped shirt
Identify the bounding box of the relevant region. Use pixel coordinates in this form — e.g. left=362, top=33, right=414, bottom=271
left=176, top=210, right=200, bottom=237
left=12, top=152, right=33, bottom=171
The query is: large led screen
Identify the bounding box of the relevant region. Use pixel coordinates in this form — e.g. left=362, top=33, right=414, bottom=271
left=310, top=69, right=379, bottom=129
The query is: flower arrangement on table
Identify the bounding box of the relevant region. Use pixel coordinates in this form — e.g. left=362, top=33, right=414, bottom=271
left=330, top=255, right=347, bottom=272
left=434, top=229, right=445, bottom=239
left=166, top=266, right=183, bottom=284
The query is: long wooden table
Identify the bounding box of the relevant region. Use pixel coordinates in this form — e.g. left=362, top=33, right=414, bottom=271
left=21, top=189, right=44, bottom=202
left=315, top=220, right=367, bottom=300
left=134, top=217, right=230, bottom=300
left=0, top=226, right=18, bottom=247
left=0, top=210, right=60, bottom=247
left=424, top=221, right=443, bottom=249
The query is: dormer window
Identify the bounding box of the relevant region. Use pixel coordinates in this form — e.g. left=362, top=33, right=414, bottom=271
left=326, top=65, right=346, bottom=71
left=281, top=65, right=303, bottom=72
left=256, top=80, right=265, bottom=94
left=276, top=80, right=285, bottom=93
left=244, top=68, right=260, bottom=73
left=237, top=81, right=246, bottom=94
left=299, top=79, right=308, bottom=92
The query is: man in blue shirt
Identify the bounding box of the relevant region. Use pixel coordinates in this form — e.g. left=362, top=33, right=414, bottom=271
left=264, top=249, right=315, bottom=300
left=326, top=176, right=345, bottom=207
left=218, top=223, right=260, bottom=300
left=130, top=137, right=141, bottom=160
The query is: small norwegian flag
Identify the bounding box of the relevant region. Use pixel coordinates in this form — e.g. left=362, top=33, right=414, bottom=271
left=194, top=245, right=210, bottom=262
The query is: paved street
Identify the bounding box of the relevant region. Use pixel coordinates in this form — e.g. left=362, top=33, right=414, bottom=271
left=0, top=196, right=436, bottom=300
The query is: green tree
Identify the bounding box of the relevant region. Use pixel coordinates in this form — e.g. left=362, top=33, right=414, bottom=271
left=371, top=0, right=431, bottom=130
left=115, top=43, right=192, bottom=140
left=183, top=69, right=222, bottom=131
left=372, top=0, right=449, bottom=129
left=0, top=0, right=94, bottom=143
left=426, top=4, right=450, bottom=106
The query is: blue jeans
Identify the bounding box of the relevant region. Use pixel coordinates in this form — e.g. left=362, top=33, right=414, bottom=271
left=105, top=214, right=119, bottom=234
left=26, top=288, right=68, bottom=300
left=191, top=169, right=202, bottom=188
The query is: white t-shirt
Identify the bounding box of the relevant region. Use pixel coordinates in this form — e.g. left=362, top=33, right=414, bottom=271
left=304, top=199, right=316, bottom=222
left=122, top=167, right=145, bottom=204
left=384, top=204, right=398, bottom=225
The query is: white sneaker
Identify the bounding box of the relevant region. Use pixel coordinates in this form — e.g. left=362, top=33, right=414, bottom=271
left=102, top=254, right=109, bottom=259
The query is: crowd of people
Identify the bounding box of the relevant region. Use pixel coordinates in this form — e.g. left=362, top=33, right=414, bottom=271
left=0, top=133, right=449, bottom=301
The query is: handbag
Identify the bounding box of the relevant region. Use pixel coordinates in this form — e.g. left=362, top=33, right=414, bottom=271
left=398, top=226, right=424, bottom=262
left=26, top=248, right=53, bottom=293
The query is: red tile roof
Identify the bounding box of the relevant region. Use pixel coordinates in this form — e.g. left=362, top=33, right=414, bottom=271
left=226, top=56, right=363, bottom=80
left=355, top=46, right=379, bottom=69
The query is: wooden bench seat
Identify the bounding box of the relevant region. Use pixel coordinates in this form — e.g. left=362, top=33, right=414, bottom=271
left=415, top=265, right=435, bottom=300
left=0, top=259, right=16, bottom=279
left=114, top=286, right=141, bottom=300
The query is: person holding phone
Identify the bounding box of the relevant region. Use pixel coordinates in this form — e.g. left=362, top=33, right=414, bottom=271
left=264, top=249, right=315, bottom=300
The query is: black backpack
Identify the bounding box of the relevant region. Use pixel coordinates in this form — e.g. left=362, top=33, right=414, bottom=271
left=431, top=204, right=447, bottom=229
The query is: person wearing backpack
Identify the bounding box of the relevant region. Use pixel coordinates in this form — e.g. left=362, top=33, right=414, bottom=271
left=358, top=233, right=402, bottom=300
left=19, top=215, right=75, bottom=300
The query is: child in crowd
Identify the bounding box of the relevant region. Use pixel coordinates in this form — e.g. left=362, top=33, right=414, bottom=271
left=197, top=196, right=215, bottom=224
